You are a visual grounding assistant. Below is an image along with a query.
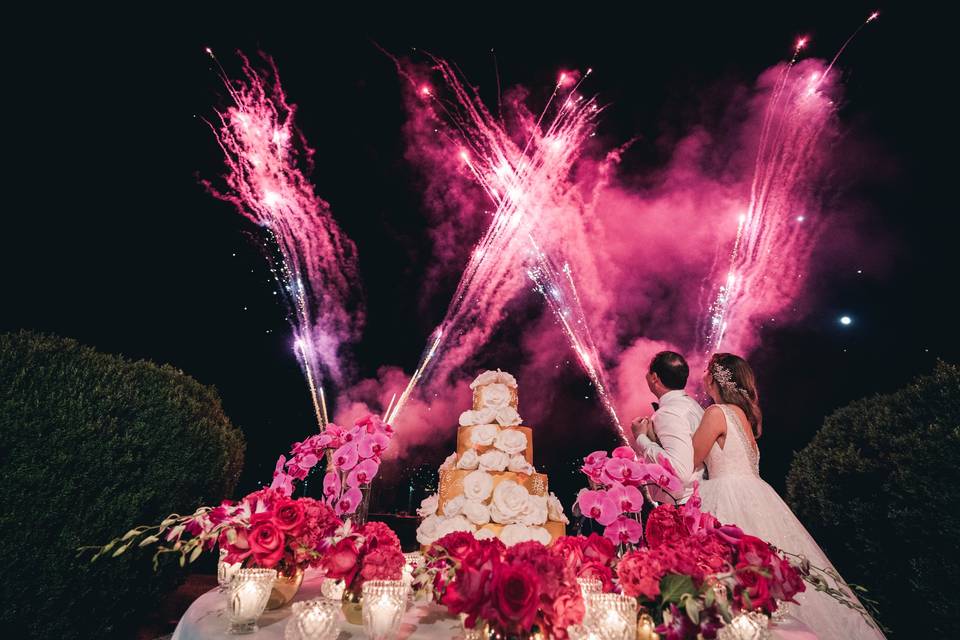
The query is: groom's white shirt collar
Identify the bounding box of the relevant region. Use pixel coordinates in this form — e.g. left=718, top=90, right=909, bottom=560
left=660, top=389, right=687, bottom=404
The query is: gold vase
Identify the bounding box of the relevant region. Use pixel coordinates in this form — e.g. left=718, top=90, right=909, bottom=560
left=266, top=566, right=304, bottom=610
left=341, top=588, right=363, bottom=625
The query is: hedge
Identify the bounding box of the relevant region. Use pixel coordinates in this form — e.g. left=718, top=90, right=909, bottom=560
left=0, top=331, right=245, bottom=639
left=786, top=361, right=960, bottom=637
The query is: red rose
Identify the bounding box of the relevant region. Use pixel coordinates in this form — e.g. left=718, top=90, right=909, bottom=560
left=492, top=562, right=541, bottom=632
left=360, top=546, right=405, bottom=583
left=546, top=586, right=585, bottom=639
left=735, top=566, right=774, bottom=612
left=248, top=520, right=285, bottom=567
left=444, top=543, right=502, bottom=627
left=274, top=498, right=306, bottom=533
left=582, top=533, right=616, bottom=565
left=550, top=536, right=587, bottom=574
left=436, top=531, right=480, bottom=562
left=645, top=505, right=687, bottom=548
left=221, top=527, right=252, bottom=564
left=324, top=538, right=360, bottom=586
left=577, top=561, right=615, bottom=593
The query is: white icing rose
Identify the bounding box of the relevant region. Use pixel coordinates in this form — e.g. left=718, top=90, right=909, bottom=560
left=470, top=369, right=518, bottom=389
left=462, top=470, right=494, bottom=501
left=456, top=449, right=480, bottom=470
left=508, top=454, right=535, bottom=475
left=417, top=494, right=439, bottom=517
left=520, top=495, right=548, bottom=526
left=495, top=406, right=522, bottom=427
left=490, top=481, right=530, bottom=523
left=470, top=423, right=499, bottom=447
left=500, top=523, right=550, bottom=547
left=440, top=452, right=458, bottom=471
left=443, top=495, right=466, bottom=517
left=494, top=429, right=527, bottom=455
left=479, top=449, right=509, bottom=472
left=434, top=515, right=476, bottom=539
left=547, top=493, right=569, bottom=524
left=462, top=499, right=491, bottom=525
left=479, top=383, right=511, bottom=409
left=458, top=410, right=476, bottom=427
left=416, top=514, right=443, bottom=545
left=474, top=407, right=497, bottom=424
left=474, top=528, right=498, bottom=541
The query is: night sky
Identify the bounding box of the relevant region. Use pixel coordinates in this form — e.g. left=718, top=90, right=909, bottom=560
left=5, top=4, right=955, bottom=512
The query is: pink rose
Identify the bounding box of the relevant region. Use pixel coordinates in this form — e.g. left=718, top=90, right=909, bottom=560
left=248, top=520, right=285, bottom=567
left=577, top=561, right=615, bottom=593
left=582, top=533, right=616, bottom=565
left=273, top=498, right=305, bottom=532
left=324, top=538, right=360, bottom=585
left=547, top=586, right=585, bottom=639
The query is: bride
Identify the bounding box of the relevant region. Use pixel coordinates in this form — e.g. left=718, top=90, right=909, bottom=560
left=694, top=352, right=885, bottom=639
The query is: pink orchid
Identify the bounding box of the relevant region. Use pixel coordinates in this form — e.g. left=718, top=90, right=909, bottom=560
left=576, top=489, right=619, bottom=526
left=604, top=516, right=644, bottom=545
left=270, top=471, right=294, bottom=496
left=335, top=486, right=363, bottom=516
left=342, top=425, right=363, bottom=444
left=355, top=413, right=384, bottom=434
left=332, top=442, right=359, bottom=471
left=322, top=471, right=341, bottom=500
left=346, top=459, right=380, bottom=487
left=656, top=453, right=678, bottom=477
left=581, top=450, right=609, bottom=483
left=607, top=482, right=644, bottom=513
left=611, top=446, right=637, bottom=460
left=357, top=432, right=390, bottom=459
left=603, top=458, right=644, bottom=485
left=584, top=450, right=609, bottom=466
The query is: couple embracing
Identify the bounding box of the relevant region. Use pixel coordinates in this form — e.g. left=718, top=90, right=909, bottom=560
left=631, top=351, right=885, bottom=639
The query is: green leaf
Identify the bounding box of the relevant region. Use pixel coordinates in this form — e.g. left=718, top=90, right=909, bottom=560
left=682, top=594, right=701, bottom=623
left=659, top=574, right=696, bottom=604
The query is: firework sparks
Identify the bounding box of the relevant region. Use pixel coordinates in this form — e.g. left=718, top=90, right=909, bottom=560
left=202, top=51, right=362, bottom=428
left=390, top=54, right=625, bottom=441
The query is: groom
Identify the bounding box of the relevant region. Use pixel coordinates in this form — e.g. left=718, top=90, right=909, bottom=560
left=630, top=351, right=704, bottom=505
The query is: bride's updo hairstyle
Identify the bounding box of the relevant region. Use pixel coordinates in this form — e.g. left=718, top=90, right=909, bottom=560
left=708, top=353, right=763, bottom=438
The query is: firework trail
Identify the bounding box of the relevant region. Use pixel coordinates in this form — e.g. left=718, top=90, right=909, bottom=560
left=202, top=51, right=362, bottom=425
left=699, top=14, right=878, bottom=356
left=390, top=56, right=626, bottom=442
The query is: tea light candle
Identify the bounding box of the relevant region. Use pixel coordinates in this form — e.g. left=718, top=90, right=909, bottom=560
left=637, top=612, right=659, bottom=640
left=361, top=580, right=407, bottom=640
left=227, top=568, right=276, bottom=634
left=717, top=611, right=771, bottom=640
left=584, top=592, right=638, bottom=640
left=284, top=598, right=342, bottom=640
left=320, top=577, right=346, bottom=600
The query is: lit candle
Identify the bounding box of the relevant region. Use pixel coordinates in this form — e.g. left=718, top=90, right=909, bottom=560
left=717, top=612, right=771, bottom=640
left=637, top=612, right=659, bottom=640
left=584, top=593, right=637, bottom=640
left=361, top=579, right=407, bottom=640
left=227, top=568, right=276, bottom=635
left=286, top=599, right=342, bottom=640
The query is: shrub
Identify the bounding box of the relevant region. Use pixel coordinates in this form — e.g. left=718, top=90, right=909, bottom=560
left=786, top=361, right=960, bottom=637
left=0, top=331, right=245, bottom=639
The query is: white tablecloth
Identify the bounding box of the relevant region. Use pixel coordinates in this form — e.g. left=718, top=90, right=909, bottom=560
left=172, top=569, right=816, bottom=639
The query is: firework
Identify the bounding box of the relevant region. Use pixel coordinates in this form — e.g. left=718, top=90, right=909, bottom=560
left=202, top=50, right=361, bottom=428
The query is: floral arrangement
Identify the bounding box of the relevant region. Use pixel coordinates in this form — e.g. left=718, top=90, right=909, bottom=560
left=321, top=520, right=406, bottom=595
left=576, top=446, right=683, bottom=547
left=619, top=488, right=806, bottom=637
left=82, top=414, right=394, bottom=574
left=413, top=532, right=618, bottom=639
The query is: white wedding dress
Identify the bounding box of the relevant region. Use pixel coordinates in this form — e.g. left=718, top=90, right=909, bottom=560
left=699, top=405, right=885, bottom=639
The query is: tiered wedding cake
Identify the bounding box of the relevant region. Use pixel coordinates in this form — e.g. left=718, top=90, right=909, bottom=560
left=415, top=370, right=568, bottom=547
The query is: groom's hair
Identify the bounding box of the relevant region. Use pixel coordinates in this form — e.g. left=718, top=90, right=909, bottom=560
left=649, top=351, right=689, bottom=390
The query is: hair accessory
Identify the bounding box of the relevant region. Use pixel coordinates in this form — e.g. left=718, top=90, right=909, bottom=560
left=711, top=362, right=742, bottom=396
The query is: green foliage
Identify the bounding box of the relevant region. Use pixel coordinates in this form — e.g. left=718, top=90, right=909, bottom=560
left=0, top=331, right=245, bottom=639
left=786, top=361, right=960, bottom=638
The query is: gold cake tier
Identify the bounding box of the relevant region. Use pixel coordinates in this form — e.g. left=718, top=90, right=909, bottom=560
left=438, top=467, right=548, bottom=514
left=456, top=425, right=533, bottom=464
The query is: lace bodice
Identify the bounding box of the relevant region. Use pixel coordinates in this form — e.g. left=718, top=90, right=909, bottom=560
left=703, top=404, right=760, bottom=478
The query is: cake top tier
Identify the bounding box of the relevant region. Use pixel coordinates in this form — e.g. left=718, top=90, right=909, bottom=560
left=459, top=369, right=522, bottom=427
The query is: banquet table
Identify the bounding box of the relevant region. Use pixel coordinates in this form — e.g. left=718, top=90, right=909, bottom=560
left=172, top=569, right=817, bottom=639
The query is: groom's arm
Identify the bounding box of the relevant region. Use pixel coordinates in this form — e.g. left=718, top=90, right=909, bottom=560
left=636, top=407, right=694, bottom=485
